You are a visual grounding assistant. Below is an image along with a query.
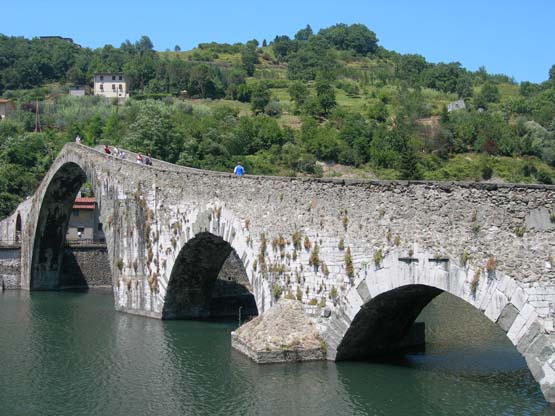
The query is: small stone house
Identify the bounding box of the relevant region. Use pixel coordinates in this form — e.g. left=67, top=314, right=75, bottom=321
left=447, top=99, right=466, bottom=113
left=67, top=197, right=105, bottom=242
left=0, top=99, right=15, bottom=119
left=69, top=85, right=87, bottom=97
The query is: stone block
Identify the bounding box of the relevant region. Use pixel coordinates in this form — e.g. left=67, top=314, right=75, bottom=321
left=497, top=303, right=519, bottom=332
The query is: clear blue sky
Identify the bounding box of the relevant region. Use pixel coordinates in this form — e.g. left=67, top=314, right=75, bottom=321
left=3, top=0, right=554, bottom=83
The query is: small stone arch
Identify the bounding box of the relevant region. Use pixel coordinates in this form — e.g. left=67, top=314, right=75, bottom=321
left=160, top=205, right=271, bottom=320
left=162, top=231, right=257, bottom=319
left=15, top=213, right=21, bottom=243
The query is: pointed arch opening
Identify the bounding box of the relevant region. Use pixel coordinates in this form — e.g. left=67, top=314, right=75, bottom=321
left=31, top=162, right=110, bottom=291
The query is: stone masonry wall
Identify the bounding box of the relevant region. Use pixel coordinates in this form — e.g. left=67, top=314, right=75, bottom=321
left=61, top=245, right=112, bottom=287
left=0, top=247, right=20, bottom=289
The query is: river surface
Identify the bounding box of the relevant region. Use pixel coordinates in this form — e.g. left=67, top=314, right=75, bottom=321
left=0, top=290, right=553, bottom=416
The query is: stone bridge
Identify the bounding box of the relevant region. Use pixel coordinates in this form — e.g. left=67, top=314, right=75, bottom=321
left=1, top=143, right=555, bottom=403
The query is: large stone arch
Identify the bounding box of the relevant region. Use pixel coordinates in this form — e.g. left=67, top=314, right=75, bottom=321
left=21, top=151, right=117, bottom=291
left=322, top=247, right=555, bottom=403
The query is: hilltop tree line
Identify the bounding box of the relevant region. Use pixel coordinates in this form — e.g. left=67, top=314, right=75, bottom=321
left=0, top=24, right=555, bottom=217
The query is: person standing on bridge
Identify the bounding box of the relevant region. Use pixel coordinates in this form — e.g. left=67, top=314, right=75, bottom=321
left=136, top=153, right=143, bottom=164
left=75, top=135, right=81, bottom=144
left=103, top=144, right=111, bottom=155
left=233, top=163, right=244, bottom=177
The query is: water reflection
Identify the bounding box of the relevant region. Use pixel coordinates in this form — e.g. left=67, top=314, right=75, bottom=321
left=0, top=290, right=553, bottom=415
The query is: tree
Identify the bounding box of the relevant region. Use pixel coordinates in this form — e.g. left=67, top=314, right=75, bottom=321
left=241, top=42, right=258, bottom=76
left=187, top=64, right=225, bottom=98
left=399, top=138, right=420, bottom=180
left=315, top=75, right=336, bottom=116
left=549, top=64, right=555, bottom=81
left=272, top=35, right=296, bottom=61
left=288, top=81, right=309, bottom=111
left=250, top=82, right=270, bottom=114
left=317, top=23, right=378, bottom=55
left=295, top=25, right=313, bottom=41
left=479, top=81, right=500, bottom=103
left=286, top=37, right=338, bottom=81
left=174, top=45, right=181, bottom=52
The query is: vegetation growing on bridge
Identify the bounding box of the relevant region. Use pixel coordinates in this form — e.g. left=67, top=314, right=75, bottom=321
left=1, top=25, right=555, bottom=217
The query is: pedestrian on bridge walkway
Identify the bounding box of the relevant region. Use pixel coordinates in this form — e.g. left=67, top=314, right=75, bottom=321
left=234, top=163, right=244, bottom=177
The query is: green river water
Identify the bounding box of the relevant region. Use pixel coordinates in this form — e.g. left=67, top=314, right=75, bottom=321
left=0, top=290, right=553, bottom=416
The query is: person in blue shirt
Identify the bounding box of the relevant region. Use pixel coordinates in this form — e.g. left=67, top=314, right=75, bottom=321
left=233, top=163, right=245, bottom=177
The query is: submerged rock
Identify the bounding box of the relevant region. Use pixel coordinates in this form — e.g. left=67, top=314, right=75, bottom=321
left=231, top=299, right=326, bottom=363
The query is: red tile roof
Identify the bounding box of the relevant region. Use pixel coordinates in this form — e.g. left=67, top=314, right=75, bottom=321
left=73, top=197, right=96, bottom=210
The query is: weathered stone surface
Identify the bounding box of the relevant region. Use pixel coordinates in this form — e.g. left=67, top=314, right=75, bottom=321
left=231, top=299, right=325, bottom=363
left=0, top=247, right=20, bottom=289
left=497, top=303, right=519, bottom=332
left=61, top=244, right=112, bottom=288
left=1, top=143, right=555, bottom=402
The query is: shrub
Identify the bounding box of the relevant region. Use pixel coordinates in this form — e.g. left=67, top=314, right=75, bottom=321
left=536, top=169, right=553, bottom=185
left=460, top=251, right=471, bottom=267
left=292, top=230, right=302, bottom=250
left=304, top=235, right=311, bottom=251
left=272, top=283, right=282, bottom=300
left=338, top=238, right=345, bottom=250
left=514, top=226, right=526, bottom=237
left=345, top=247, right=354, bottom=278
left=308, top=243, right=320, bottom=269
left=470, top=268, right=481, bottom=295
left=481, top=166, right=493, bottom=180
left=485, top=256, right=497, bottom=272
left=374, top=248, right=383, bottom=267
left=342, top=215, right=349, bottom=231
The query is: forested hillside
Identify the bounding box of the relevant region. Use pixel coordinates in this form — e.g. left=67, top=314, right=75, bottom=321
left=1, top=24, right=555, bottom=217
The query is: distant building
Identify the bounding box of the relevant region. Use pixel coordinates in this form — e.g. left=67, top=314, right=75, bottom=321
left=0, top=99, right=15, bottom=119
left=447, top=99, right=466, bottom=113
left=67, top=197, right=105, bottom=242
left=69, top=85, right=87, bottom=97
left=39, top=36, right=80, bottom=47
left=93, top=74, right=129, bottom=100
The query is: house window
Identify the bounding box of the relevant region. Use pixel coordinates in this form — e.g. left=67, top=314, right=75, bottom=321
left=100, top=75, right=104, bottom=81
left=112, top=84, right=116, bottom=90
left=98, top=223, right=103, bottom=231
left=119, top=75, right=123, bottom=80
left=77, top=227, right=85, bottom=233
left=100, top=84, right=104, bottom=91
left=119, top=84, right=123, bottom=90
left=72, top=210, right=79, bottom=217
left=112, top=76, right=116, bottom=80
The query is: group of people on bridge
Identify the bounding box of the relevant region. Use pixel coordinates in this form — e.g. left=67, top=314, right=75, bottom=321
left=77, top=134, right=243, bottom=175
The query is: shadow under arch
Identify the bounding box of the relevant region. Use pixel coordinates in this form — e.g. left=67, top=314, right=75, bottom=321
left=336, top=284, right=442, bottom=360
left=30, top=161, right=106, bottom=291
left=334, top=283, right=555, bottom=405
left=15, top=213, right=21, bottom=243
left=162, top=232, right=258, bottom=320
